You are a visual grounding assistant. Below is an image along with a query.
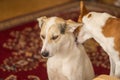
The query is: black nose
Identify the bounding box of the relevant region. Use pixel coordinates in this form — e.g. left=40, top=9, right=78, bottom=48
left=41, top=51, right=49, bottom=57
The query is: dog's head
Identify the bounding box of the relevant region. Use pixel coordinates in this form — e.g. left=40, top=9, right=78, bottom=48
left=37, top=16, right=81, bottom=58
left=78, top=12, right=114, bottom=43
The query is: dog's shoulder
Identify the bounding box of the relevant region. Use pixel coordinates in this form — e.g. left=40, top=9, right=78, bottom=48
left=102, top=17, right=120, bottom=55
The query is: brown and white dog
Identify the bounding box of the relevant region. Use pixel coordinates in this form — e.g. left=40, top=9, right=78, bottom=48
left=37, top=16, right=95, bottom=80
left=77, top=1, right=120, bottom=78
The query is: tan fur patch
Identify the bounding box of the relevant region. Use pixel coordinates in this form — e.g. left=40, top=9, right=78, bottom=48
left=74, top=25, right=82, bottom=38
left=78, top=1, right=88, bottom=23
left=87, top=14, right=92, bottom=18
left=48, top=25, right=61, bottom=43
left=102, top=18, right=120, bottom=56
left=77, top=1, right=88, bottom=38
left=55, top=17, right=65, bottom=23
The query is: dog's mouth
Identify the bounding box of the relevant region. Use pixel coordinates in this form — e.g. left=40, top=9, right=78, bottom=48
left=41, top=55, right=49, bottom=58
left=41, top=55, right=52, bottom=59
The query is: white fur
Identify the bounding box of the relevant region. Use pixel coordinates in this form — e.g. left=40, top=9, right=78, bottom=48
left=78, top=12, right=120, bottom=78
left=38, top=17, right=95, bottom=80
left=46, top=17, right=57, bottom=33
left=41, top=17, right=57, bottom=53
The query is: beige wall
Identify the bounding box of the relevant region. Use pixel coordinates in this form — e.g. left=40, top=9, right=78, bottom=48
left=0, top=0, right=71, bottom=21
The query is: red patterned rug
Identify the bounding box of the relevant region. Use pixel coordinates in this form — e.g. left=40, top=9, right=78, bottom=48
left=0, top=1, right=120, bottom=80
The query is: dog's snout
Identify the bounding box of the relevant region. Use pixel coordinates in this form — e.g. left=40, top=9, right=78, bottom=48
left=41, top=51, right=49, bottom=57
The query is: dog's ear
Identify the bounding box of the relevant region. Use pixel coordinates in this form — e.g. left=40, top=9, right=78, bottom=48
left=78, top=0, right=88, bottom=23
left=37, top=16, right=47, bottom=28
left=66, top=19, right=82, bottom=32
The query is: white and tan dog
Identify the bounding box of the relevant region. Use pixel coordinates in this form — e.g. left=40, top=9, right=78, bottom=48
left=37, top=16, right=95, bottom=80
left=77, top=1, right=120, bottom=78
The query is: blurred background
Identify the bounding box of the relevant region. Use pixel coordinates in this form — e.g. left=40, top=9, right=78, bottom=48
left=0, top=0, right=120, bottom=22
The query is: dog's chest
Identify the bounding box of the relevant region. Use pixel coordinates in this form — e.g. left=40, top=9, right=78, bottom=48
left=47, top=57, right=64, bottom=74
left=47, top=56, right=76, bottom=77
left=47, top=57, right=70, bottom=79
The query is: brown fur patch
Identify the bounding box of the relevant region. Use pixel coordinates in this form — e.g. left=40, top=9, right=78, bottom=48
left=87, top=14, right=92, bottom=18
left=102, top=18, right=120, bottom=57
left=54, top=18, right=66, bottom=34
left=78, top=1, right=88, bottom=23
left=73, top=25, right=82, bottom=38
left=77, top=1, right=88, bottom=37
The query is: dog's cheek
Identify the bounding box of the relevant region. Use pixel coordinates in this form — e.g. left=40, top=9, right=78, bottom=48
left=50, top=43, right=59, bottom=55
left=47, top=38, right=62, bottom=55
left=55, top=38, right=64, bottom=51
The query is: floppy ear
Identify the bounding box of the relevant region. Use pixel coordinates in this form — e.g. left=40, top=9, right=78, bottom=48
left=66, top=19, right=82, bottom=32
left=37, top=16, right=47, bottom=28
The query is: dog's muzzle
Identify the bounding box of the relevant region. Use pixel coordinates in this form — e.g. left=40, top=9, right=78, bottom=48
left=41, top=51, right=49, bottom=57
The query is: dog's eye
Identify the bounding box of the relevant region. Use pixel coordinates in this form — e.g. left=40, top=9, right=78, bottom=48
left=41, top=35, right=45, bottom=39
left=52, top=35, right=59, bottom=40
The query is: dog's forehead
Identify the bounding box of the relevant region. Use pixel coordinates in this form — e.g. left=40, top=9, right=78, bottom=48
left=46, top=17, right=57, bottom=28
left=46, top=17, right=65, bottom=27
left=41, top=17, right=65, bottom=35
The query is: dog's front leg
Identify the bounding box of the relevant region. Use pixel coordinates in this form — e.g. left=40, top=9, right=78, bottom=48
left=47, top=68, right=69, bottom=80
left=115, top=61, right=120, bottom=78
left=66, top=67, right=84, bottom=80
left=109, top=57, right=115, bottom=76
left=47, top=69, right=53, bottom=80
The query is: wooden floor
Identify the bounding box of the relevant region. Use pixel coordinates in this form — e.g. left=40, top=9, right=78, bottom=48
left=0, top=0, right=72, bottom=22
